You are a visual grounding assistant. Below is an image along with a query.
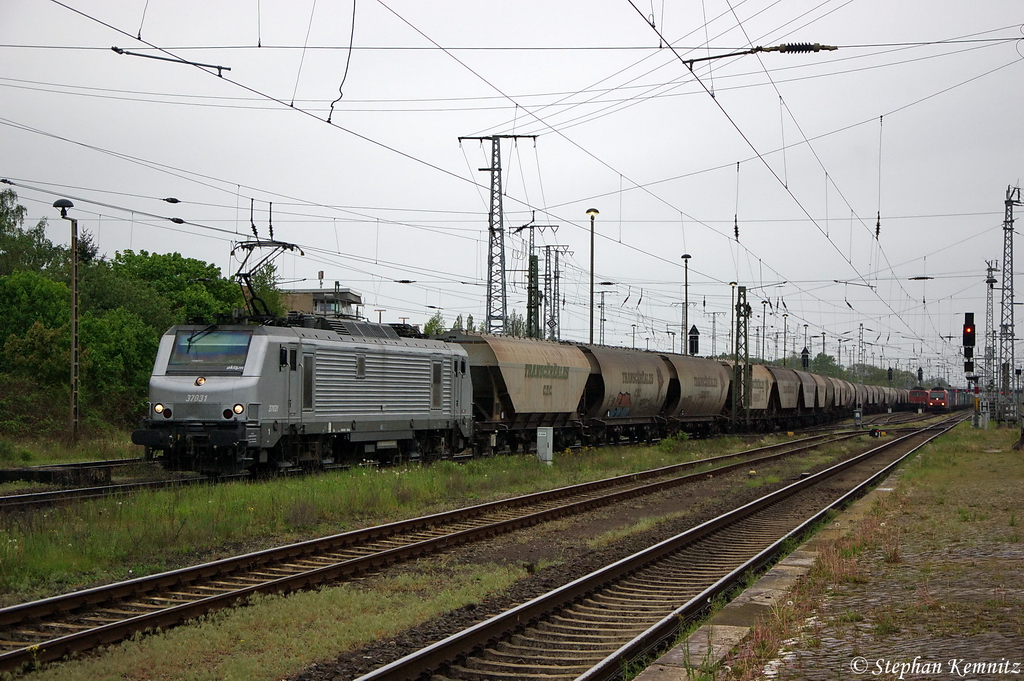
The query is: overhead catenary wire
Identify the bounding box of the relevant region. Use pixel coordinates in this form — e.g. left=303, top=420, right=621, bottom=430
left=24, top=2, right=1007, bottom=358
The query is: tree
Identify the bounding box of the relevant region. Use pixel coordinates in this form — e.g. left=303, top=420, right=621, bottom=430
left=465, top=314, right=477, bottom=333
left=0, top=271, right=69, bottom=343
left=450, top=314, right=464, bottom=332
left=423, top=310, right=445, bottom=335
left=111, top=249, right=240, bottom=322
left=0, top=189, right=63, bottom=276
left=810, top=352, right=841, bottom=377
left=79, top=308, right=160, bottom=418
left=505, top=310, right=526, bottom=337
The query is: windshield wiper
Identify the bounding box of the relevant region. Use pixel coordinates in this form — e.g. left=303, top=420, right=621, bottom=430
left=186, top=323, right=218, bottom=349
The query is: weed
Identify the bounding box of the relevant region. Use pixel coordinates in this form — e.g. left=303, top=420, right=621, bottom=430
left=838, top=609, right=864, bottom=623
left=872, top=609, right=901, bottom=636
left=883, top=528, right=902, bottom=564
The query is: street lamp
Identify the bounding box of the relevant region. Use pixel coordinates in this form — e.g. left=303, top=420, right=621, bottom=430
left=586, top=208, right=599, bottom=344
left=631, top=323, right=637, bottom=349
left=374, top=308, right=386, bottom=323
left=53, top=198, right=79, bottom=442
left=681, top=254, right=691, bottom=354
left=667, top=329, right=676, bottom=354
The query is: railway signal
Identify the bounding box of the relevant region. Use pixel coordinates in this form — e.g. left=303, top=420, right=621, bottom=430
left=963, top=312, right=976, bottom=347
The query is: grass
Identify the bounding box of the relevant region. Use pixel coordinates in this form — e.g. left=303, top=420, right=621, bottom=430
left=0, top=432, right=787, bottom=604
left=724, top=421, right=1024, bottom=679
left=2, top=426, right=913, bottom=680
left=0, top=434, right=139, bottom=467
left=23, top=559, right=523, bottom=681
left=586, top=511, right=688, bottom=549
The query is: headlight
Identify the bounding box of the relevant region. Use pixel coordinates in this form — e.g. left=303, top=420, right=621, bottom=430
left=195, top=377, right=206, bottom=386
left=153, top=403, right=165, bottom=414
left=233, top=404, right=245, bottom=414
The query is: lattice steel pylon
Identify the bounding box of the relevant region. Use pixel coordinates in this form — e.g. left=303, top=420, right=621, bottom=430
left=984, top=261, right=998, bottom=407
left=732, top=286, right=752, bottom=426
left=857, top=323, right=865, bottom=382
left=998, top=186, right=1021, bottom=422
left=543, top=246, right=553, bottom=339
left=543, top=245, right=569, bottom=341
left=458, top=134, right=536, bottom=334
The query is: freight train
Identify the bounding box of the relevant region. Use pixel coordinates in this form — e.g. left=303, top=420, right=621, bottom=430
left=132, top=315, right=913, bottom=475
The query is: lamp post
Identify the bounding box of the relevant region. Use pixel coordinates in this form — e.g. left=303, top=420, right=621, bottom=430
left=667, top=329, right=676, bottom=354
left=681, top=254, right=691, bottom=354
left=374, top=309, right=386, bottom=323
left=631, top=324, right=637, bottom=349
left=586, top=208, right=599, bottom=344
left=53, top=199, right=79, bottom=442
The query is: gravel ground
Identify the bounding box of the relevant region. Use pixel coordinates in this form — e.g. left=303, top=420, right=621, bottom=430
left=727, top=430, right=1024, bottom=680
left=287, top=443, right=864, bottom=680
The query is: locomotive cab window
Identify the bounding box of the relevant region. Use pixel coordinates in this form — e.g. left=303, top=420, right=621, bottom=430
left=167, top=329, right=252, bottom=374
left=356, top=355, right=366, bottom=379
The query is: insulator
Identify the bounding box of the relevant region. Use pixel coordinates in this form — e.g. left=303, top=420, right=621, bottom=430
left=734, top=215, right=739, bottom=241
left=779, top=43, right=834, bottom=53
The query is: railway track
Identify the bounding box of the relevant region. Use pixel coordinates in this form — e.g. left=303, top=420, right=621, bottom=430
left=0, top=476, right=212, bottom=511
left=0, top=458, right=148, bottom=487
left=0, top=430, right=860, bottom=673
left=0, top=412, right=922, bottom=512
left=355, top=416, right=964, bottom=681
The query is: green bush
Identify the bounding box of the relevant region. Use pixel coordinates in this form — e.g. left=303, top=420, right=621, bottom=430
left=0, top=439, right=31, bottom=464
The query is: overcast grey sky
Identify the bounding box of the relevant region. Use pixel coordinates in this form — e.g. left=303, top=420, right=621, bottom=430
left=2, top=0, right=1022, bottom=381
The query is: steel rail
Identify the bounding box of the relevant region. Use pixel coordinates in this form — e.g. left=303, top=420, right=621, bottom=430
left=0, top=432, right=852, bottom=672
left=0, top=432, right=836, bottom=512
left=579, top=415, right=965, bottom=681
left=0, top=477, right=214, bottom=511
left=355, top=416, right=964, bottom=681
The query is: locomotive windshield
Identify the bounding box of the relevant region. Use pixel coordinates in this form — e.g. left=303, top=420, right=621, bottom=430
left=929, top=391, right=945, bottom=400
left=167, top=329, right=252, bottom=374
